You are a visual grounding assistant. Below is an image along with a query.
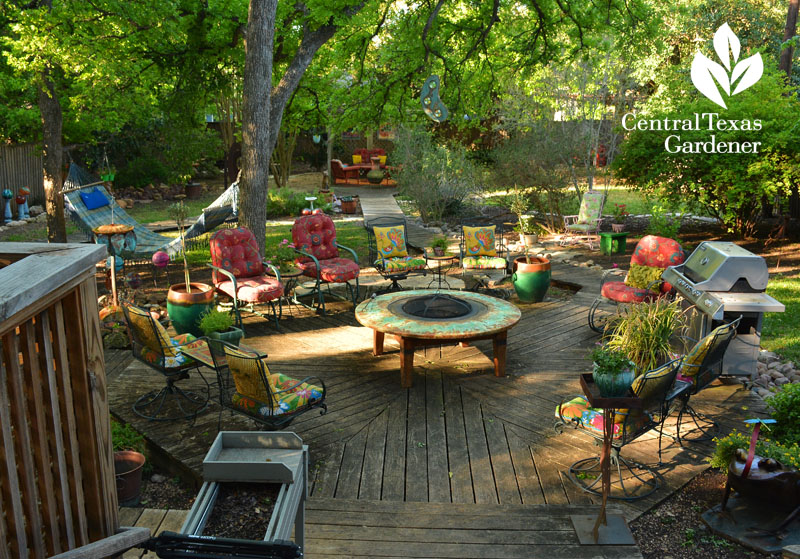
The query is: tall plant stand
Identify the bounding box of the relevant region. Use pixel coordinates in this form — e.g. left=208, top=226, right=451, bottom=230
left=570, top=374, right=640, bottom=545
left=93, top=224, right=136, bottom=308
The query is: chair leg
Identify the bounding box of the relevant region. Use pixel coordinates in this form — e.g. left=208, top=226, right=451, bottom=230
left=588, top=298, right=610, bottom=333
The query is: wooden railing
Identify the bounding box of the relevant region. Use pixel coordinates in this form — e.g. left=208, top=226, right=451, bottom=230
left=0, top=243, right=117, bottom=558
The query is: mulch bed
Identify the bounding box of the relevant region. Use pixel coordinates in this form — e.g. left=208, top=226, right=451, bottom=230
left=202, top=482, right=280, bottom=540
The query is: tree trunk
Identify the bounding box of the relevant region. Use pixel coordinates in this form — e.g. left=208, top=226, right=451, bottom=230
left=269, top=128, right=297, bottom=188
left=38, top=74, right=66, bottom=243
left=239, top=0, right=278, bottom=257
left=780, top=0, right=799, bottom=77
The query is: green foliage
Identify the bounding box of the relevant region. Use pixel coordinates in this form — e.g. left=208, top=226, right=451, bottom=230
left=589, top=346, right=635, bottom=376
left=116, top=156, right=170, bottom=189
left=611, top=203, right=630, bottom=223
left=393, top=127, right=482, bottom=223
left=709, top=429, right=800, bottom=471
left=614, top=60, right=800, bottom=237
left=267, top=188, right=307, bottom=217
left=111, top=418, right=145, bottom=453
left=431, top=237, right=449, bottom=250
left=198, top=309, right=234, bottom=336
left=762, top=275, right=800, bottom=362
left=265, top=238, right=297, bottom=272
left=765, top=383, right=800, bottom=445
left=645, top=202, right=683, bottom=241
left=604, top=299, right=686, bottom=374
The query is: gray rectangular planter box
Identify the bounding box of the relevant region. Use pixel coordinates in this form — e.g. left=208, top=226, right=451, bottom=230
left=181, top=431, right=308, bottom=550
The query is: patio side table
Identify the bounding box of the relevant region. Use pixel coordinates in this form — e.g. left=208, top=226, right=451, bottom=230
left=425, top=253, right=457, bottom=290
left=598, top=231, right=628, bottom=256
left=267, top=267, right=305, bottom=317
left=570, top=373, right=641, bottom=545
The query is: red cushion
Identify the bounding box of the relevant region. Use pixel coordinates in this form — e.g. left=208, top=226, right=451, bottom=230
left=292, top=213, right=339, bottom=263
left=298, top=258, right=359, bottom=283
left=210, top=227, right=263, bottom=279
left=216, top=276, right=283, bottom=303
left=601, top=281, right=656, bottom=303
left=628, top=236, right=685, bottom=294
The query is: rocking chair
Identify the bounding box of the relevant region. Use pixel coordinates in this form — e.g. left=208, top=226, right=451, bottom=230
left=366, top=216, right=426, bottom=292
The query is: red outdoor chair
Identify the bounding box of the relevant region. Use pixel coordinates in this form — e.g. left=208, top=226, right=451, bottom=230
left=330, top=159, right=360, bottom=184
left=588, top=235, right=685, bottom=332
left=292, top=211, right=360, bottom=314
left=209, top=227, right=284, bottom=328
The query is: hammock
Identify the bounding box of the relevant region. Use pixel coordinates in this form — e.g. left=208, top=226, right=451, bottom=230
left=63, top=163, right=237, bottom=259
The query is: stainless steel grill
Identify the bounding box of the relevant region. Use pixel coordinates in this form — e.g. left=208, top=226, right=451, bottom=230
left=662, top=242, right=784, bottom=377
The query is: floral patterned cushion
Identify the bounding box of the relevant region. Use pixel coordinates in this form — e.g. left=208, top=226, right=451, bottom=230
left=292, top=213, right=339, bottom=263
left=374, top=225, right=408, bottom=258
left=577, top=190, right=605, bottom=223
left=462, top=256, right=507, bottom=270
left=231, top=373, right=324, bottom=417
left=601, top=281, right=657, bottom=303
left=679, top=322, right=736, bottom=378
left=566, top=222, right=596, bottom=232
left=463, top=226, right=497, bottom=257
left=125, top=305, right=178, bottom=357
left=135, top=333, right=198, bottom=369
left=630, top=235, right=684, bottom=292
left=216, top=276, right=283, bottom=303
left=210, top=227, right=264, bottom=280
left=298, top=257, right=359, bottom=283
left=555, top=396, right=645, bottom=439
left=377, top=256, right=426, bottom=272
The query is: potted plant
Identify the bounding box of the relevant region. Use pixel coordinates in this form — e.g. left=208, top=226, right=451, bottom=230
left=603, top=298, right=685, bottom=374
left=340, top=195, right=357, bottom=214
left=611, top=203, right=630, bottom=233
left=511, top=250, right=551, bottom=303
left=112, top=418, right=147, bottom=506
left=199, top=308, right=243, bottom=355
left=430, top=236, right=449, bottom=257
left=266, top=238, right=299, bottom=275
left=589, top=345, right=636, bottom=398
left=166, top=197, right=214, bottom=336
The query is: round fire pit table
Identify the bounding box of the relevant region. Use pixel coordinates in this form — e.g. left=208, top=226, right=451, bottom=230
left=355, top=289, right=521, bottom=388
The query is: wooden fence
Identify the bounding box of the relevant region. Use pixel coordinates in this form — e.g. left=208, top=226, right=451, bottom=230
left=0, top=144, right=44, bottom=211
left=0, top=243, right=117, bottom=558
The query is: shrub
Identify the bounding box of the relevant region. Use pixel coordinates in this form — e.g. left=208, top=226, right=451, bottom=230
left=765, top=383, right=800, bottom=446
left=198, top=309, right=235, bottom=336
left=267, top=188, right=307, bottom=217
left=111, top=418, right=145, bottom=453
left=393, top=127, right=482, bottom=223
left=645, top=202, right=683, bottom=241
left=709, top=429, right=800, bottom=471
left=116, top=156, right=169, bottom=188
left=589, top=346, right=634, bottom=376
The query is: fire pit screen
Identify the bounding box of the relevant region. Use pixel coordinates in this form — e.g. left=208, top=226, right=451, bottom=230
left=401, top=293, right=473, bottom=320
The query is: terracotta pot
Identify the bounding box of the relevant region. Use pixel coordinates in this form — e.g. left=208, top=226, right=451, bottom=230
left=167, top=283, right=214, bottom=337
left=114, top=450, right=146, bottom=505
left=611, top=223, right=625, bottom=233
left=341, top=200, right=357, bottom=214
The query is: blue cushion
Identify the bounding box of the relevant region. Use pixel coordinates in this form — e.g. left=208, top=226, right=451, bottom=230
left=79, top=188, right=109, bottom=210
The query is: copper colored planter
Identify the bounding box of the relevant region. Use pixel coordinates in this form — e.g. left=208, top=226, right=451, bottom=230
left=167, top=283, right=214, bottom=336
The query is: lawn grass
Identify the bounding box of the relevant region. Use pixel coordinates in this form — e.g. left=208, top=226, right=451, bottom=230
left=176, top=219, right=369, bottom=268
left=762, top=274, right=800, bottom=363
left=1, top=222, right=79, bottom=242
left=126, top=193, right=220, bottom=225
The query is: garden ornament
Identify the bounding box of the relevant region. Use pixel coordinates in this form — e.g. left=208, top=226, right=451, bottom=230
left=420, top=75, right=449, bottom=122
left=2, top=188, right=13, bottom=224
left=721, top=418, right=800, bottom=539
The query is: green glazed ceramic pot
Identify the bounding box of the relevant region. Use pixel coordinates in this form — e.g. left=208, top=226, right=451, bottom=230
left=592, top=363, right=636, bottom=398
left=167, top=283, right=214, bottom=337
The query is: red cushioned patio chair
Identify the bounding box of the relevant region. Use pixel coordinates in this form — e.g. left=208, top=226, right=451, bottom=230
left=292, top=210, right=360, bottom=314
left=587, top=235, right=685, bottom=333
left=209, top=227, right=284, bottom=328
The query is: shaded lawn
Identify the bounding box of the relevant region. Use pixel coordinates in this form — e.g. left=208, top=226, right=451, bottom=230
left=762, top=275, right=800, bottom=363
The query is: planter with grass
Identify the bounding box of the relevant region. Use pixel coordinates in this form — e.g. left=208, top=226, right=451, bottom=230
left=590, top=346, right=636, bottom=398
left=511, top=255, right=550, bottom=303
left=199, top=308, right=243, bottom=355
left=430, top=236, right=449, bottom=257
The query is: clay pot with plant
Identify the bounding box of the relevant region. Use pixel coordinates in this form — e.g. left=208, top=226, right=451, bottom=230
left=611, top=203, right=630, bottom=233
left=511, top=250, right=550, bottom=303
left=509, top=185, right=541, bottom=246
left=430, top=236, right=449, bottom=257
left=112, top=418, right=147, bottom=506
left=589, top=345, right=636, bottom=398
left=166, top=197, right=214, bottom=337
left=199, top=308, right=243, bottom=355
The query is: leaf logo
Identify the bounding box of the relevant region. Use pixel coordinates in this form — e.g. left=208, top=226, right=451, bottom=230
left=690, top=23, right=763, bottom=109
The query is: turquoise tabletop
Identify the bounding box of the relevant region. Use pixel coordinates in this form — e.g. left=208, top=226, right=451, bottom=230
left=355, top=289, right=521, bottom=340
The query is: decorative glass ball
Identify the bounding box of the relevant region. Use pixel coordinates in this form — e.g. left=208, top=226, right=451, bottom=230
left=2, top=189, right=13, bottom=199
left=18, top=186, right=30, bottom=196
left=152, top=250, right=170, bottom=268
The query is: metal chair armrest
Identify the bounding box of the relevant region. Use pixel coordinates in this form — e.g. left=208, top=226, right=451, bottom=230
left=262, top=261, right=282, bottom=284
left=563, top=214, right=579, bottom=226
left=208, top=263, right=238, bottom=292
left=336, top=242, right=359, bottom=265
left=294, top=248, right=321, bottom=272
left=600, top=268, right=625, bottom=287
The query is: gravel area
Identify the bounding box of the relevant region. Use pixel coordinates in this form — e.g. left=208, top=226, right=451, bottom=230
left=630, top=469, right=774, bottom=558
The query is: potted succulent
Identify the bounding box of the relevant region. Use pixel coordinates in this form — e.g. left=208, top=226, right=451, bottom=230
left=589, top=345, right=636, bottom=398
left=611, top=203, right=630, bottom=233
left=199, top=308, right=243, bottom=355
left=430, top=236, right=449, bottom=257
left=166, top=197, right=214, bottom=336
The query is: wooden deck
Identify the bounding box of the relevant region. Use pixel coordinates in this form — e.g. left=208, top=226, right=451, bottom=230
left=107, top=261, right=766, bottom=558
